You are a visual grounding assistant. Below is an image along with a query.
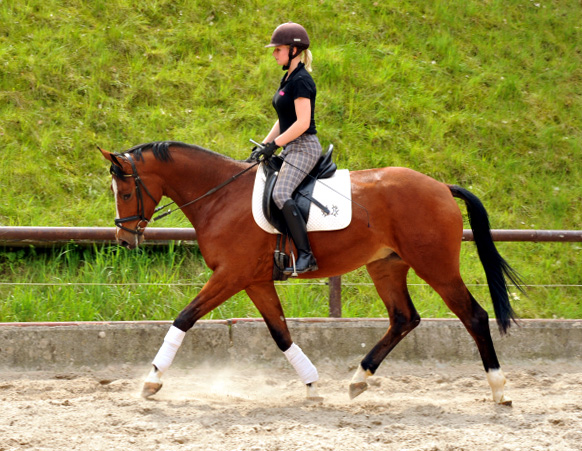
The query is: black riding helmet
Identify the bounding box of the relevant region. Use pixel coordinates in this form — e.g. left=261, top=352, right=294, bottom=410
left=266, top=22, right=310, bottom=70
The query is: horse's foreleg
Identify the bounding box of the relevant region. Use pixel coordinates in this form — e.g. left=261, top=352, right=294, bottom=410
left=245, top=282, right=322, bottom=400
left=142, top=325, right=186, bottom=397
left=142, top=274, right=242, bottom=398
left=350, top=257, right=420, bottom=399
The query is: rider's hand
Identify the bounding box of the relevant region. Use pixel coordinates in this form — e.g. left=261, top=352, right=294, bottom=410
left=256, top=141, right=279, bottom=160
left=246, top=145, right=260, bottom=162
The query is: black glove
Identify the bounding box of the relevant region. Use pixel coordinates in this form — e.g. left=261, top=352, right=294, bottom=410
left=246, top=145, right=260, bottom=162
left=255, top=141, right=279, bottom=160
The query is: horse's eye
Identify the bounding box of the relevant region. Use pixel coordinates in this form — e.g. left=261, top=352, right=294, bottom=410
left=122, top=193, right=132, bottom=201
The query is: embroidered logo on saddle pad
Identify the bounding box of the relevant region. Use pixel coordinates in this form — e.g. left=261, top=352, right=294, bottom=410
left=252, top=167, right=352, bottom=234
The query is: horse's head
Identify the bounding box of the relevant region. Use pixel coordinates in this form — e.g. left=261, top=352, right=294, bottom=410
left=99, top=147, right=162, bottom=249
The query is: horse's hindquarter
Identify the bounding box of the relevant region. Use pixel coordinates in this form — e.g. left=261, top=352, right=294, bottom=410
left=304, top=167, right=464, bottom=277
left=355, top=167, right=464, bottom=244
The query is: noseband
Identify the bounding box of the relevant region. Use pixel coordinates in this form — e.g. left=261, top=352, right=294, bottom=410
left=112, top=153, right=158, bottom=236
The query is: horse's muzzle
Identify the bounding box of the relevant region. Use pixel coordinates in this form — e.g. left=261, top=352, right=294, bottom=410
left=116, top=229, right=144, bottom=249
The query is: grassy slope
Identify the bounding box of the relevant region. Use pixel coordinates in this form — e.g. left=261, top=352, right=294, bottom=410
left=0, top=0, right=581, bottom=321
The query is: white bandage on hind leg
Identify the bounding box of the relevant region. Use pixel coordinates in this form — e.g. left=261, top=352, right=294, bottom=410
left=284, top=343, right=319, bottom=385
left=151, top=325, right=186, bottom=374
left=487, top=368, right=507, bottom=403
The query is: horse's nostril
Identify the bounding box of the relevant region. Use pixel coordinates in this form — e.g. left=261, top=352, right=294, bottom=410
left=118, top=239, right=130, bottom=248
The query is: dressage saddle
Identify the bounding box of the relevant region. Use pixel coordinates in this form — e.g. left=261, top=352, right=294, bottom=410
left=262, top=145, right=336, bottom=235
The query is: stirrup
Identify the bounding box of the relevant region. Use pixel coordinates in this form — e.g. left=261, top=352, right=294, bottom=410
left=283, top=252, right=318, bottom=276
left=291, top=252, right=298, bottom=277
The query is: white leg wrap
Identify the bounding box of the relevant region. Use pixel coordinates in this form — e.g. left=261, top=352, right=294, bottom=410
left=487, top=368, right=509, bottom=404
left=151, top=326, right=186, bottom=374
left=284, top=343, right=319, bottom=385
left=351, top=365, right=372, bottom=384
left=145, top=365, right=162, bottom=384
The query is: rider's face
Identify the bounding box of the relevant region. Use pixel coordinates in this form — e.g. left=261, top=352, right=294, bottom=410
left=272, top=45, right=290, bottom=67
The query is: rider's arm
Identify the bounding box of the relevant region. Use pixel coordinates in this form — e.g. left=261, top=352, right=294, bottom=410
left=263, top=120, right=281, bottom=144
left=273, top=97, right=311, bottom=147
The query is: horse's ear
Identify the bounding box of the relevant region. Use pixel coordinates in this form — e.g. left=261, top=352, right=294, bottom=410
left=98, top=146, right=123, bottom=168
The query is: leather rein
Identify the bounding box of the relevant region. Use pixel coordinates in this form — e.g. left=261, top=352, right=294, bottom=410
left=112, top=152, right=260, bottom=235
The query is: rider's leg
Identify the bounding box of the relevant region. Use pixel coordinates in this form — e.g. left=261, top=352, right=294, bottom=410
left=281, top=199, right=318, bottom=274
left=272, top=135, right=321, bottom=274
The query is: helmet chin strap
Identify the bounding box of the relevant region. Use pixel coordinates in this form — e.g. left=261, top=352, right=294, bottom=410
left=283, top=45, right=301, bottom=71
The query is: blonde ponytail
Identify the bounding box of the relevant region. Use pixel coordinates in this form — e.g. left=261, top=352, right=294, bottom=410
left=301, top=49, right=313, bottom=72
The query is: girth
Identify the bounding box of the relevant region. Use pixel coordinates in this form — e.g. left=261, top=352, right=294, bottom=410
left=262, top=145, right=336, bottom=234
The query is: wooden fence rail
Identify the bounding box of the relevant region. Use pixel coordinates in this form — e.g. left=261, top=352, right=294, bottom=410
left=2, top=227, right=582, bottom=246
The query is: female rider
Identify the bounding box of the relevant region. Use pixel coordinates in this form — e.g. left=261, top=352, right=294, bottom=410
left=254, top=22, right=322, bottom=275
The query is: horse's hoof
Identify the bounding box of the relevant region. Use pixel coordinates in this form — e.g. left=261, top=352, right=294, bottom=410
left=349, top=381, right=368, bottom=400
left=497, top=396, right=513, bottom=407
left=141, top=382, right=163, bottom=398
left=306, top=382, right=324, bottom=402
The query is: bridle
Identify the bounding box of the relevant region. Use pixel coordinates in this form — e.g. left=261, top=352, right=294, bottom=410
left=111, top=152, right=260, bottom=235
left=112, top=152, right=158, bottom=236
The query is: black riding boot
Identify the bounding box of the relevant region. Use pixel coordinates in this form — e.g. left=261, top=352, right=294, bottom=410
left=281, top=199, right=318, bottom=275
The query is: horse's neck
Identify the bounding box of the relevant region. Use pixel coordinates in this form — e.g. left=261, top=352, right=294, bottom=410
left=159, top=148, right=248, bottom=215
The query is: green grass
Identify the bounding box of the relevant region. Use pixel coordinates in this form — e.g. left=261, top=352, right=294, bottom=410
left=0, top=244, right=204, bottom=321
left=1, top=0, right=581, bottom=321
left=0, top=241, right=580, bottom=322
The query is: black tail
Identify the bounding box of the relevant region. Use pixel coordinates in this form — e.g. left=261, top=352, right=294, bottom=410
left=449, top=185, right=524, bottom=334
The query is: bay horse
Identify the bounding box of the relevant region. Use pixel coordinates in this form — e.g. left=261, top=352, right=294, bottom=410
left=100, top=141, right=523, bottom=405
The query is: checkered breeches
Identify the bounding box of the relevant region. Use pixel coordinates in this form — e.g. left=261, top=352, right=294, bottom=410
left=273, top=134, right=322, bottom=209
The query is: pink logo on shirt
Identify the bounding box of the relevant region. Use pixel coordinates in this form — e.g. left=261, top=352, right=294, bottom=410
left=279, top=90, right=285, bottom=96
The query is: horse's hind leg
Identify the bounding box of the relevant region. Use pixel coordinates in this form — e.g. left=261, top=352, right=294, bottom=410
left=422, top=273, right=511, bottom=405
left=350, top=255, right=421, bottom=399
left=245, top=282, right=321, bottom=400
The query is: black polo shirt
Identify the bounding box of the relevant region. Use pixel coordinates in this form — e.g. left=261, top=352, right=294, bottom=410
left=272, top=62, right=317, bottom=135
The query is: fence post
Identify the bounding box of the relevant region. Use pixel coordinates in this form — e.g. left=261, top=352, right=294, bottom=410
left=329, top=276, right=342, bottom=318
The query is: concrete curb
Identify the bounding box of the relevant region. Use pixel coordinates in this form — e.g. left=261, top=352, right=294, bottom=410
left=1, top=319, right=581, bottom=371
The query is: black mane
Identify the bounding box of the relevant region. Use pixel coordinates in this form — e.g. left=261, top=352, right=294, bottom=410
left=109, top=141, right=234, bottom=178
left=123, top=141, right=178, bottom=162
left=123, top=141, right=232, bottom=161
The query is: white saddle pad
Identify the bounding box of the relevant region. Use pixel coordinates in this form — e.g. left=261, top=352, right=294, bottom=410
left=251, top=165, right=352, bottom=234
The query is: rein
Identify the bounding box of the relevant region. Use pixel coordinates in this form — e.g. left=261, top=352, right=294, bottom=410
left=152, top=160, right=260, bottom=221
left=113, top=153, right=260, bottom=234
